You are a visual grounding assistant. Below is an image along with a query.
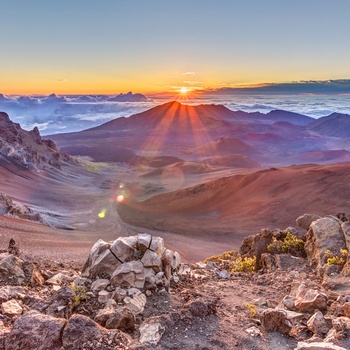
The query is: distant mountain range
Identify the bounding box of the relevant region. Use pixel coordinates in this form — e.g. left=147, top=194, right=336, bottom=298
left=48, top=101, right=350, bottom=166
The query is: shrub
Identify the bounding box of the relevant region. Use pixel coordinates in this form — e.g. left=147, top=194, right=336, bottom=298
left=230, top=256, right=256, bottom=273
left=245, top=303, right=256, bottom=317
left=325, top=249, right=348, bottom=266
left=267, top=232, right=305, bottom=257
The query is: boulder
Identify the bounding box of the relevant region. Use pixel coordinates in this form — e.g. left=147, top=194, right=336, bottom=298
left=296, top=213, right=321, bottom=230
left=5, top=310, right=66, bottom=350
left=305, top=217, right=346, bottom=275
left=62, top=314, right=107, bottom=349
left=260, top=308, right=292, bottom=334
left=239, top=228, right=274, bottom=270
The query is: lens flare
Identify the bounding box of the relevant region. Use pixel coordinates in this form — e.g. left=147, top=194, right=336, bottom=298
left=98, top=209, right=107, bottom=218
left=117, top=195, right=124, bottom=202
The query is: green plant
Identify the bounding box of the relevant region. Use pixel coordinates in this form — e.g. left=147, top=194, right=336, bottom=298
left=73, top=285, right=87, bottom=306
left=267, top=232, right=305, bottom=257
left=245, top=303, right=256, bottom=317
left=325, top=249, right=348, bottom=266
left=230, top=256, right=256, bottom=273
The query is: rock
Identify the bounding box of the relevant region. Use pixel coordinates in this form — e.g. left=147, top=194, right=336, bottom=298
left=141, top=249, right=163, bottom=272
left=296, top=213, right=321, bottom=230
left=44, top=286, right=75, bottom=319
left=260, top=308, right=292, bottom=334
left=239, top=228, right=274, bottom=270
left=98, top=290, right=111, bottom=304
left=123, top=293, right=147, bottom=314
left=46, top=272, right=76, bottom=287
left=0, top=285, right=27, bottom=303
left=341, top=301, right=350, bottom=317
left=112, top=288, right=127, bottom=303
left=5, top=310, right=66, bottom=350
left=262, top=253, right=309, bottom=272
left=216, top=269, right=230, bottom=279
left=105, top=307, right=135, bottom=331
left=1, top=299, right=23, bottom=317
left=0, top=255, right=25, bottom=285
left=7, top=238, right=20, bottom=256
left=294, top=341, right=347, bottom=350
left=91, top=278, right=110, bottom=292
left=282, top=295, right=298, bottom=311
left=85, top=249, right=120, bottom=279
left=137, top=233, right=152, bottom=252
left=305, top=217, right=346, bottom=275
left=110, top=261, right=144, bottom=288
left=307, top=311, right=331, bottom=335
left=149, top=236, right=165, bottom=256
left=62, top=314, right=107, bottom=349
left=139, top=320, right=165, bottom=346
left=295, top=284, right=327, bottom=312
left=110, top=236, right=137, bottom=262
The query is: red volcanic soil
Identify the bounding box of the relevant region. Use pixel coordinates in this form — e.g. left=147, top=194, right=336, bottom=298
left=118, top=163, right=350, bottom=246
left=203, top=154, right=261, bottom=168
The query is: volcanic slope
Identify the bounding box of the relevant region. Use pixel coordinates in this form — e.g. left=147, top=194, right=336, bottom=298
left=118, top=163, right=350, bottom=245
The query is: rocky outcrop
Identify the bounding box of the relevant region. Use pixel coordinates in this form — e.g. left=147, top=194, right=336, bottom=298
left=0, top=111, right=73, bottom=170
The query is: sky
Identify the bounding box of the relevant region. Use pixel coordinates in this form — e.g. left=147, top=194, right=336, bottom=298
left=1, top=0, right=350, bottom=95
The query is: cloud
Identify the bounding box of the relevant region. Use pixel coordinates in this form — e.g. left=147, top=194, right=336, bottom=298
left=200, top=79, right=350, bottom=95
left=182, top=72, right=197, bottom=76
left=57, top=78, right=67, bottom=82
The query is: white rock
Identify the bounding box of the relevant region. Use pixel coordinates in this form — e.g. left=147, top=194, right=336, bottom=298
left=110, top=236, right=137, bottom=262
left=137, top=233, right=152, bottom=252
left=149, top=237, right=165, bottom=256
left=294, top=341, right=347, bottom=350
left=1, top=299, right=23, bottom=317
left=98, top=290, right=111, bottom=304
left=91, top=279, right=110, bottom=292
left=124, top=293, right=147, bottom=314
left=139, top=321, right=165, bottom=346
left=141, top=250, right=162, bottom=272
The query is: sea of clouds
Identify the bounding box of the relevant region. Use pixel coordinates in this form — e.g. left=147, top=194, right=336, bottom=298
left=1, top=91, right=350, bottom=135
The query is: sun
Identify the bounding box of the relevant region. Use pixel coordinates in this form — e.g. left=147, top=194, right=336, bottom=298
left=179, top=86, right=189, bottom=94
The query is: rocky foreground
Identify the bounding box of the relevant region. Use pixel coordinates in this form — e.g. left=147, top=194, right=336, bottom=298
left=1, top=214, right=350, bottom=349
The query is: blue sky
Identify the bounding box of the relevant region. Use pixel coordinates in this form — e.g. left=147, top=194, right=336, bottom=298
left=1, top=0, right=350, bottom=94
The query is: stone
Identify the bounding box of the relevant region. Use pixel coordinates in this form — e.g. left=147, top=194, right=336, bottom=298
left=62, top=314, right=108, bottom=349
left=98, top=290, right=111, bottom=304
left=341, top=301, right=350, bottom=317
left=139, top=321, right=165, bottom=346
left=110, top=236, right=137, bottom=262
left=0, top=285, right=27, bottom=303
left=216, top=269, right=230, bottom=279
left=149, top=236, right=165, bottom=256
left=1, top=299, right=23, bottom=317
left=137, top=233, right=152, bottom=252
left=305, top=217, right=346, bottom=275
left=260, top=309, right=292, bottom=334
left=8, top=238, right=20, bottom=256
left=91, top=278, right=110, bottom=292
left=123, top=293, right=147, bottom=314
left=111, top=288, right=127, bottom=303
left=46, top=273, right=76, bottom=286
left=307, top=311, right=331, bottom=335
left=105, top=307, right=135, bottom=331
left=294, top=342, right=347, bottom=350
left=5, top=310, right=66, bottom=350
left=0, top=255, right=25, bottom=285
left=141, top=249, right=163, bottom=272
left=239, top=228, right=274, bottom=270
left=44, top=286, right=76, bottom=319
left=296, top=213, right=321, bottom=230
left=110, top=261, right=144, bottom=288
left=295, top=284, right=327, bottom=312
left=282, top=295, right=297, bottom=311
